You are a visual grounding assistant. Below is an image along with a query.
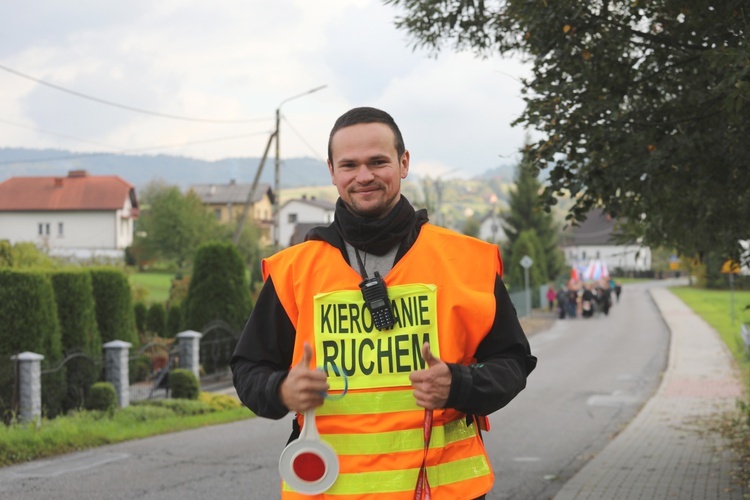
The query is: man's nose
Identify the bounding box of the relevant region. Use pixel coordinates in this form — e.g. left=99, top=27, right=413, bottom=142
left=355, top=165, right=374, bottom=182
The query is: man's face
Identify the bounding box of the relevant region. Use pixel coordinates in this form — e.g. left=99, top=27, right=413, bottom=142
left=328, top=122, right=409, bottom=218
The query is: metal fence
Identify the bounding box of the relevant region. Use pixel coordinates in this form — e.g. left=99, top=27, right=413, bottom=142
left=199, top=320, right=240, bottom=388
left=129, top=341, right=179, bottom=402
left=508, top=284, right=549, bottom=319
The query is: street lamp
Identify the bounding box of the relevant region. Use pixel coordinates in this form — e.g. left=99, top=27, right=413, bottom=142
left=273, top=85, right=327, bottom=248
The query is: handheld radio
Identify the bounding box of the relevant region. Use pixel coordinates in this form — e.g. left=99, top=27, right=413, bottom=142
left=359, top=271, right=395, bottom=330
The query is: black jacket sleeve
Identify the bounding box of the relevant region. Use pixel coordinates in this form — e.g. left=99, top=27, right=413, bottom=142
left=444, top=276, right=537, bottom=416
left=230, top=276, right=295, bottom=419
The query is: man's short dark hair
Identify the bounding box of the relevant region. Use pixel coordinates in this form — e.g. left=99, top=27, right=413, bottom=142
left=327, top=107, right=405, bottom=163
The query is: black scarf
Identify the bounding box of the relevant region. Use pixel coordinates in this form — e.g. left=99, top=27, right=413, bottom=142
left=306, top=195, right=429, bottom=258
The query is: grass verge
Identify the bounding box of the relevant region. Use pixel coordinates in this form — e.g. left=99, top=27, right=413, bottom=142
left=670, top=285, right=750, bottom=490
left=0, top=392, right=252, bottom=468
left=670, top=286, right=750, bottom=367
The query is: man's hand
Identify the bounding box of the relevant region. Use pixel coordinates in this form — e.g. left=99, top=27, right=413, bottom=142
left=280, top=342, right=329, bottom=413
left=409, top=342, right=451, bottom=410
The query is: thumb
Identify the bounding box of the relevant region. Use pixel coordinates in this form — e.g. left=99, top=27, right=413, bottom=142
left=422, top=341, right=440, bottom=367
left=298, top=342, right=313, bottom=369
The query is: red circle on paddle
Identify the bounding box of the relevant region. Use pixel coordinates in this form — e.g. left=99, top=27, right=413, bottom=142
left=292, top=451, right=326, bottom=482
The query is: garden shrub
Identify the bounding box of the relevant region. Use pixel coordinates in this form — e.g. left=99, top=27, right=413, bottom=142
left=166, top=304, right=182, bottom=338
left=146, top=303, right=167, bottom=337
left=134, top=302, right=148, bottom=335
left=49, top=269, right=102, bottom=412
left=0, top=269, right=64, bottom=419
left=169, top=369, right=199, bottom=400
left=86, top=382, right=117, bottom=414
left=183, top=242, right=252, bottom=332
left=89, top=268, right=137, bottom=345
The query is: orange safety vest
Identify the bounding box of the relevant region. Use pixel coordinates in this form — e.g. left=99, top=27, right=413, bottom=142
left=264, top=224, right=501, bottom=500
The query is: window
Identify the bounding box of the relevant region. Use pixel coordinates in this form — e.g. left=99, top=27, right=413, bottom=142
left=38, top=223, right=50, bottom=236
left=58, top=222, right=64, bottom=237
left=38, top=223, right=43, bottom=235
left=288, top=213, right=298, bottom=223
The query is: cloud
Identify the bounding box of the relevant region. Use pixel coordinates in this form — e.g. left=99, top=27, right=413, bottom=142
left=0, top=0, right=531, bottom=178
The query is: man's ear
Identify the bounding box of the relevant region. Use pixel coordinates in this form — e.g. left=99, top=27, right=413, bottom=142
left=400, top=150, right=410, bottom=179
left=327, top=160, right=336, bottom=185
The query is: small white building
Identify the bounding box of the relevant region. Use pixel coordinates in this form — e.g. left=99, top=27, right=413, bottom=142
left=478, top=210, right=507, bottom=244
left=278, top=197, right=335, bottom=247
left=0, top=170, right=138, bottom=259
left=562, top=209, right=651, bottom=273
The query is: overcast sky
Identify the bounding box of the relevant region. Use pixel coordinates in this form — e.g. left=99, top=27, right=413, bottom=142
left=0, top=0, right=531, bottom=180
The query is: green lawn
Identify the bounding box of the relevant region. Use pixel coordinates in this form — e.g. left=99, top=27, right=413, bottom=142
left=128, top=271, right=174, bottom=304
left=670, top=286, right=750, bottom=367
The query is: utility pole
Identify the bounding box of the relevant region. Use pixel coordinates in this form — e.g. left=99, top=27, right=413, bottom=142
left=232, top=130, right=276, bottom=245
left=272, top=85, right=327, bottom=248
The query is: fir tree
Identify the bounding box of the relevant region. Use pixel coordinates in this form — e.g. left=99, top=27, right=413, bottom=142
left=502, top=157, right=565, bottom=282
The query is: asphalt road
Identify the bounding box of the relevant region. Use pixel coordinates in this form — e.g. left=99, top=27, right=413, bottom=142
left=0, top=281, right=670, bottom=500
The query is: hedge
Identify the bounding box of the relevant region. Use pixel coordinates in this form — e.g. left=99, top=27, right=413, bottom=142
left=166, top=304, right=182, bottom=338
left=146, top=303, right=167, bottom=338
left=49, top=269, right=102, bottom=411
left=89, top=268, right=138, bottom=346
left=183, top=242, right=253, bottom=332
left=0, top=269, right=64, bottom=419
left=134, top=302, right=148, bottom=336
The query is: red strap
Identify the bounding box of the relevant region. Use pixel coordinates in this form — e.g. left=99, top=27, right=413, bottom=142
left=414, top=409, right=433, bottom=500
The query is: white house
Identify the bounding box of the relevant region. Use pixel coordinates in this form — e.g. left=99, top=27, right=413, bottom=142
left=478, top=210, right=507, bottom=244
left=0, top=170, right=138, bottom=259
left=562, top=208, right=651, bottom=273
left=278, top=196, right=335, bottom=247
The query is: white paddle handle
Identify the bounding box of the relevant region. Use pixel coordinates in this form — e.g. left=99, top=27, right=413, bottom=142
left=301, top=409, right=320, bottom=440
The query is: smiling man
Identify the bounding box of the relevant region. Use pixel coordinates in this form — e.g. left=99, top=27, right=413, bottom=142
left=231, top=107, right=536, bottom=500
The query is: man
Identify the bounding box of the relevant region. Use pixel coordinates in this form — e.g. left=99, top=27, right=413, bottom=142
left=231, top=107, right=536, bottom=499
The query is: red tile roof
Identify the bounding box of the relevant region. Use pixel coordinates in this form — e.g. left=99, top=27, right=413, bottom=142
left=0, top=170, right=137, bottom=211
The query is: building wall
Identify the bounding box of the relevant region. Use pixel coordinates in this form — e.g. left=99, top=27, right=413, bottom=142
left=565, top=244, right=652, bottom=272
left=0, top=211, right=120, bottom=250
left=278, top=201, right=334, bottom=248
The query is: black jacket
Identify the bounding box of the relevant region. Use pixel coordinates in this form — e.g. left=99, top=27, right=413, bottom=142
left=231, top=221, right=537, bottom=427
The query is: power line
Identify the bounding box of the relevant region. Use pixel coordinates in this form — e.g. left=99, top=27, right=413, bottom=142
left=281, top=115, right=325, bottom=162
left=0, top=62, right=272, bottom=124
left=0, top=118, right=127, bottom=150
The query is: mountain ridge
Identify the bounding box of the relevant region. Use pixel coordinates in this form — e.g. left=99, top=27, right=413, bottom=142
left=0, top=147, right=517, bottom=190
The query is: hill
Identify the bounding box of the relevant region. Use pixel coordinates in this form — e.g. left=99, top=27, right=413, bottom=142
left=0, top=147, right=331, bottom=190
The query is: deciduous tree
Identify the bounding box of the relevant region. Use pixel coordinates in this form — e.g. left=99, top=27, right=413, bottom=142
left=385, top=0, right=750, bottom=264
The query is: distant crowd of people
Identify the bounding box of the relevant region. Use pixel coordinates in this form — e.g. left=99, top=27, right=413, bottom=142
left=546, top=278, right=622, bottom=319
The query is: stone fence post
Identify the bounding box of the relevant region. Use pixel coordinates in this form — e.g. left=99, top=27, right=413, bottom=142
left=103, top=340, right=132, bottom=408
left=10, top=352, right=44, bottom=424
left=177, top=330, right=202, bottom=380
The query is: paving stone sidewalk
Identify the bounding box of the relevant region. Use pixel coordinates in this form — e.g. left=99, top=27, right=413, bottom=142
left=554, top=287, right=747, bottom=500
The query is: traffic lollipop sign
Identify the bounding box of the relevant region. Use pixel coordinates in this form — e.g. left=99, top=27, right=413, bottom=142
left=279, top=408, right=339, bottom=494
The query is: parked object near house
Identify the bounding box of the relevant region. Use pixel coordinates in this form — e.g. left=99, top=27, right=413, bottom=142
left=0, top=170, right=138, bottom=260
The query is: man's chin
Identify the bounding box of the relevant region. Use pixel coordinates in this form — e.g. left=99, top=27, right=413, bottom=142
left=347, top=200, right=388, bottom=218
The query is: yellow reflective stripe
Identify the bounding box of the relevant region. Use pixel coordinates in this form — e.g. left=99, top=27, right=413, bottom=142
left=317, top=389, right=418, bottom=416
left=324, top=418, right=478, bottom=455
left=282, top=455, right=491, bottom=495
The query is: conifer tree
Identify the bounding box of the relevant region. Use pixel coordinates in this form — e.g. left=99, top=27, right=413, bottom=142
left=502, top=157, right=565, bottom=282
